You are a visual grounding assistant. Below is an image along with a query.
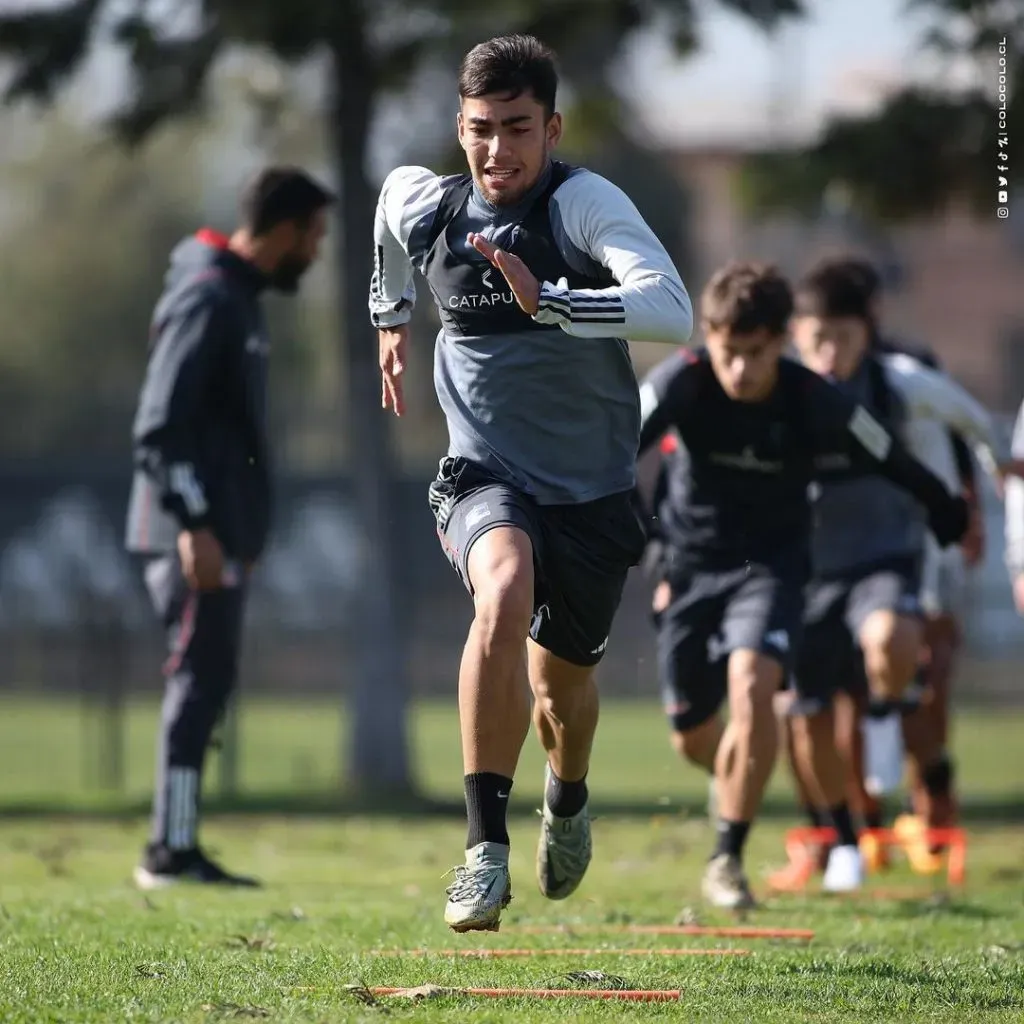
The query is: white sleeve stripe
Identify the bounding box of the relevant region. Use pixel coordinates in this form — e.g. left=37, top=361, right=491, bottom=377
left=540, top=296, right=570, bottom=315
left=569, top=294, right=626, bottom=306
left=848, top=406, right=893, bottom=461
left=169, top=462, right=208, bottom=517
left=572, top=305, right=626, bottom=315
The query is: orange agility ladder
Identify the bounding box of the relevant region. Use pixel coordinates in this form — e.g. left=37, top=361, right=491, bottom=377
left=770, top=825, right=967, bottom=893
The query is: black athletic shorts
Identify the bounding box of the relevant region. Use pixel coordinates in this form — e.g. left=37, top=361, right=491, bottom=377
left=789, top=554, right=924, bottom=717
left=428, top=456, right=647, bottom=668
left=654, top=557, right=806, bottom=734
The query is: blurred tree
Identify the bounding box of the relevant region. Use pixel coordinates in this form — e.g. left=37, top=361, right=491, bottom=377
left=0, top=111, right=211, bottom=458
left=0, top=0, right=803, bottom=797
left=739, top=0, right=1023, bottom=221
left=0, top=95, right=326, bottom=459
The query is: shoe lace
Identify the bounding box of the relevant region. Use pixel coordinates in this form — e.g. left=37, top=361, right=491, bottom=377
left=443, top=864, right=500, bottom=901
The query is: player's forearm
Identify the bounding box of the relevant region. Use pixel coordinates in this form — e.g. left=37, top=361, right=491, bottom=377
left=367, top=170, right=426, bottom=328
left=877, top=443, right=959, bottom=521
left=368, top=231, right=416, bottom=328
left=532, top=276, right=693, bottom=343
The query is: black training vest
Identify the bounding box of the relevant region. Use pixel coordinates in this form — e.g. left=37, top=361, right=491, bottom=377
left=421, top=161, right=614, bottom=338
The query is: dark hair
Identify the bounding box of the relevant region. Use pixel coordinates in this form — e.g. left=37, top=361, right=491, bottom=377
left=701, top=262, right=793, bottom=336
left=240, top=166, right=334, bottom=237
left=790, top=258, right=872, bottom=321
left=458, top=34, right=558, bottom=118
left=825, top=255, right=882, bottom=304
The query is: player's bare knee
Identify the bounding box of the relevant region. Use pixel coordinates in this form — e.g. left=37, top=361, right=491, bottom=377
left=473, top=573, right=536, bottom=643
left=795, top=708, right=833, bottom=747
left=473, top=578, right=532, bottom=647
left=861, top=612, right=921, bottom=692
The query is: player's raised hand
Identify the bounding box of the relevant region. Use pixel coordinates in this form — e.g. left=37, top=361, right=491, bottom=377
left=468, top=233, right=541, bottom=315
left=379, top=323, right=409, bottom=417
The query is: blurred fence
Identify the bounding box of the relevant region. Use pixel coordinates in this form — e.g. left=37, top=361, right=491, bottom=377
left=2, top=461, right=1022, bottom=698
left=0, top=461, right=1021, bottom=798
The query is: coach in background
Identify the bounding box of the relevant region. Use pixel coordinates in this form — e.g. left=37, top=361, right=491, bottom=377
left=125, top=167, right=333, bottom=889
left=1007, top=397, right=1024, bottom=615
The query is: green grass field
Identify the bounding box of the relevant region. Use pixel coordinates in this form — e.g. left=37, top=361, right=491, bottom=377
left=1, top=699, right=1023, bottom=1022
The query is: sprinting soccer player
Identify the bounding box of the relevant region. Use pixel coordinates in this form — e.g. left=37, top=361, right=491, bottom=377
left=785, top=259, right=1020, bottom=891
left=369, top=34, right=693, bottom=932
left=636, top=262, right=969, bottom=909
left=125, top=167, right=333, bottom=888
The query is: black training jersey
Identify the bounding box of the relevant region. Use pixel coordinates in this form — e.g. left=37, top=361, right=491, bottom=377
left=638, top=349, right=963, bottom=574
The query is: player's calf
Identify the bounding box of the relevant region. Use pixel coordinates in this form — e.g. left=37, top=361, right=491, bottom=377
left=909, top=614, right=959, bottom=847
left=789, top=708, right=865, bottom=891
left=449, top=527, right=536, bottom=930
left=670, top=716, right=723, bottom=824
left=703, top=651, right=780, bottom=909
left=529, top=647, right=599, bottom=901
left=719, top=650, right=781, bottom=822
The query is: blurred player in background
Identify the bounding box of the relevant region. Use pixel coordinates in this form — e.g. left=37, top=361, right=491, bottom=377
left=856, top=261, right=985, bottom=838
left=779, top=257, right=989, bottom=878
left=125, top=167, right=333, bottom=889
left=370, top=34, right=692, bottom=933
left=782, top=259, right=1018, bottom=891
left=861, top=259, right=990, bottom=868
left=636, top=262, right=968, bottom=908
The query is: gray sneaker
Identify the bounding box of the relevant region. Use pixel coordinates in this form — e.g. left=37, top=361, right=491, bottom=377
left=443, top=842, right=512, bottom=933
left=702, top=853, right=756, bottom=909
left=536, top=764, right=593, bottom=900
